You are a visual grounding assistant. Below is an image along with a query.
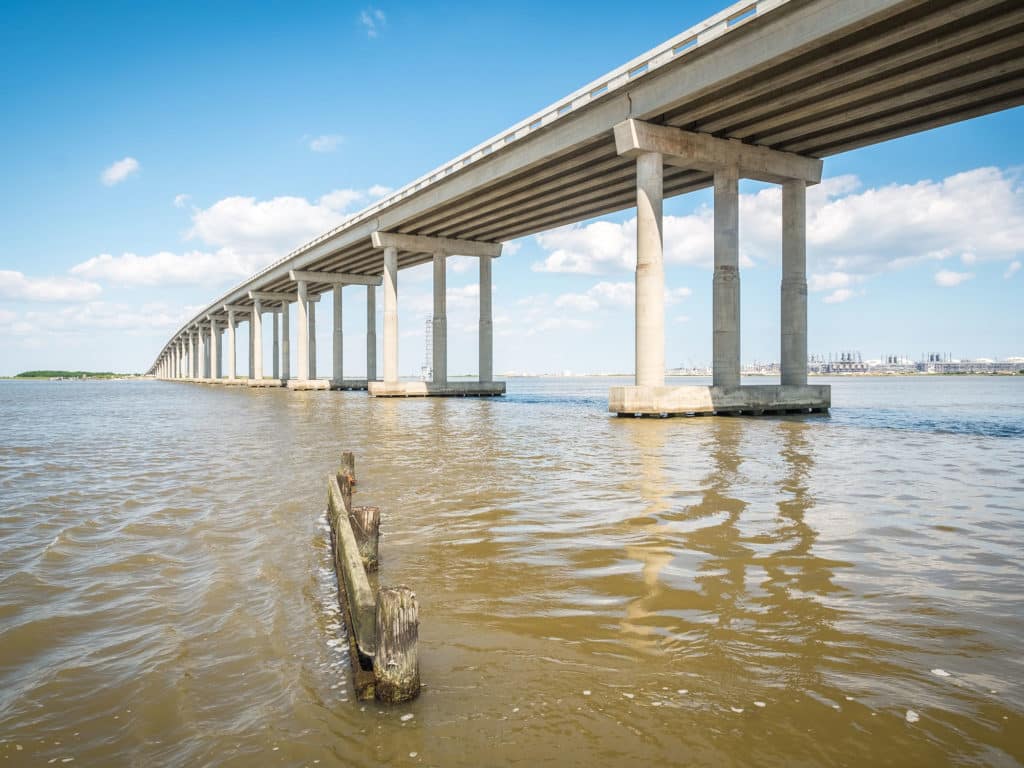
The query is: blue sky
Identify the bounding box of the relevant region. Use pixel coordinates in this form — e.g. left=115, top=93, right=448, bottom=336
left=1, top=0, right=1021, bottom=376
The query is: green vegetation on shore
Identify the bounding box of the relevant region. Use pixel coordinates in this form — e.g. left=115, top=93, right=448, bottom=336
left=10, top=370, right=138, bottom=380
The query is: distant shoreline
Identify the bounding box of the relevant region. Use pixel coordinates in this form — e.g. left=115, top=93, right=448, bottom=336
left=2, top=371, right=144, bottom=381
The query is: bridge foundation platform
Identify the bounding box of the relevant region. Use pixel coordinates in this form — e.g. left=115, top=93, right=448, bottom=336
left=331, top=379, right=370, bottom=391
left=223, top=378, right=246, bottom=386
left=369, top=381, right=505, bottom=398
left=609, top=384, right=830, bottom=416
left=287, top=378, right=330, bottom=391
left=247, top=379, right=283, bottom=388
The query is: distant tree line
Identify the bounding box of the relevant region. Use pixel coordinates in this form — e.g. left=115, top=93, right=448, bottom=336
left=13, top=371, right=134, bottom=379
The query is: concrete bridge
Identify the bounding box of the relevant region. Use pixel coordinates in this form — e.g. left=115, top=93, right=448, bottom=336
left=149, top=0, right=1024, bottom=414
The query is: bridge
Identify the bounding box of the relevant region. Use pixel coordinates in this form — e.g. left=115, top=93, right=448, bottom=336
left=148, top=0, right=1024, bottom=414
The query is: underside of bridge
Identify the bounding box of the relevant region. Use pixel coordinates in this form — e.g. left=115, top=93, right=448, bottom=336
left=151, top=0, right=1024, bottom=412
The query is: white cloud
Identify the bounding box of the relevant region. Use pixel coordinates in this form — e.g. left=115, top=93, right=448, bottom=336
left=553, top=281, right=689, bottom=313
left=368, top=184, right=393, bottom=198
left=318, top=189, right=364, bottom=211
left=1005, top=260, right=1021, bottom=279
left=101, top=157, right=140, bottom=186
left=308, top=134, right=344, bottom=153
left=530, top=168, right=1024, bottom=296
left=533, top=220, right=635, bottom=274
left=3, top=302, right=192, bottom=337
left=0, top=270, right=102, bottom=302
left=173, top=193, right=190, bottom=208
left=70, top=250, right=257, bottom=286
left=70, top=186, right=389, bottom=288
left=188, top=187, right=380, bottom=257
left=823, top=288, right=854, bottom=304
left=809, top=271, right=856, bottom=292
left=666, top=286, right=692, bottom=304
left=360, top=8, right=386, bottom=37
left=934, top=269, right=974, bottom=287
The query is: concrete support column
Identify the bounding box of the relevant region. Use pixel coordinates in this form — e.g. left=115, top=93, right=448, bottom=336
left=432, top=252, right=447, bottom=384
left=272, top=311, right=280, bottom=380
left=479, top=255, right=493, bottom=383
left=209, top=319, right=219, bottom=380
left=383, top=246, right=399, bottom=385
left=308, top=300, right=317, bottom=379
left=781, top=180, right=808, bottom=387
left=297, top=281, right=309, bottom=381
left=281, top=301, right=290, bottom=382
left=635, top=152, right=665, bottom=388
left=248, top=319, right=255, bottom=379
left=198, top=331, right=207, bottom=379
left=333, top=285, right=343, bottom=383
left=227, top=311, right=237, bottom=380
left=366, top=286, right=377, bottom=381
left=252, top=300, right=263, bottom=381
left=713, top=166, right=741, bottom=390
left=188, top=334, right=195, bottom=378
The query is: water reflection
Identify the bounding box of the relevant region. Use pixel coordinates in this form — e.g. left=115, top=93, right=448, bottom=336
left=617, top=416, right=855, bottom=697
left=619, top=420, right=674, bottom=650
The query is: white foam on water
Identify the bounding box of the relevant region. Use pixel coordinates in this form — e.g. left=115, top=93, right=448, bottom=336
left=931, top=669, right=950, bottom=677
left=730, top=707, right=744, bottom=714
left=400, top=713, right=414, bottom=722
left=677, top=689, right=688, bottom=695
left=622, top=693, right=634, bottom=699
left=410, top=752, right=418, bottom=758
left=754, top=701, right=766, bottom=708
left=582, top=690, right=591, bottom=696
left=906, top=710, right=920, bottom=723
left=652, top=701, right=662, bottom=707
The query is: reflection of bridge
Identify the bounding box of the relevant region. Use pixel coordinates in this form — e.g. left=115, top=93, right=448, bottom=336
left=149, top=0, right=1023, bottom=412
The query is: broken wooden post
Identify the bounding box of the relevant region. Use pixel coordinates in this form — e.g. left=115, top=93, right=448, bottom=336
left=337, top=453, right=354, bottom=514
left=350, top=505, right=380, bottom=571
left=340, top=451, right=355, bottom=480
left=374, top=586, right=420, bottom=704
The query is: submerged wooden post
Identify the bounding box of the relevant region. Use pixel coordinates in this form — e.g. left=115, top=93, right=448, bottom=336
left=374, top=586, right=420, bottom=704
left=351, top=505, right=380, bottom=571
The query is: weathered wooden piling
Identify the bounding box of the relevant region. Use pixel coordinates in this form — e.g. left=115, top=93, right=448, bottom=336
left=374, top=586, right=420, bottom=704
left=325, top=452, right=420, bottom=704
left=351, top=505, right=380, bottom=571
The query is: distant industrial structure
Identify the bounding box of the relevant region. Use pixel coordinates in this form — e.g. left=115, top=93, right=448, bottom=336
left=809, top=352, right=868, bottom=375
left=807, top=352, right=1023, bottom=375
left=663, top=353, right=1024, bottom=378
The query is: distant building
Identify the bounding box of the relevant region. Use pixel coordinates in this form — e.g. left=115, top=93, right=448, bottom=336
left=809, top=352, right=868, bottom=374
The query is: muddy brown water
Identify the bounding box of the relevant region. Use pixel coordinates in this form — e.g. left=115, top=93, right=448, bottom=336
left=1, top=376, right=1022, bottom=766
